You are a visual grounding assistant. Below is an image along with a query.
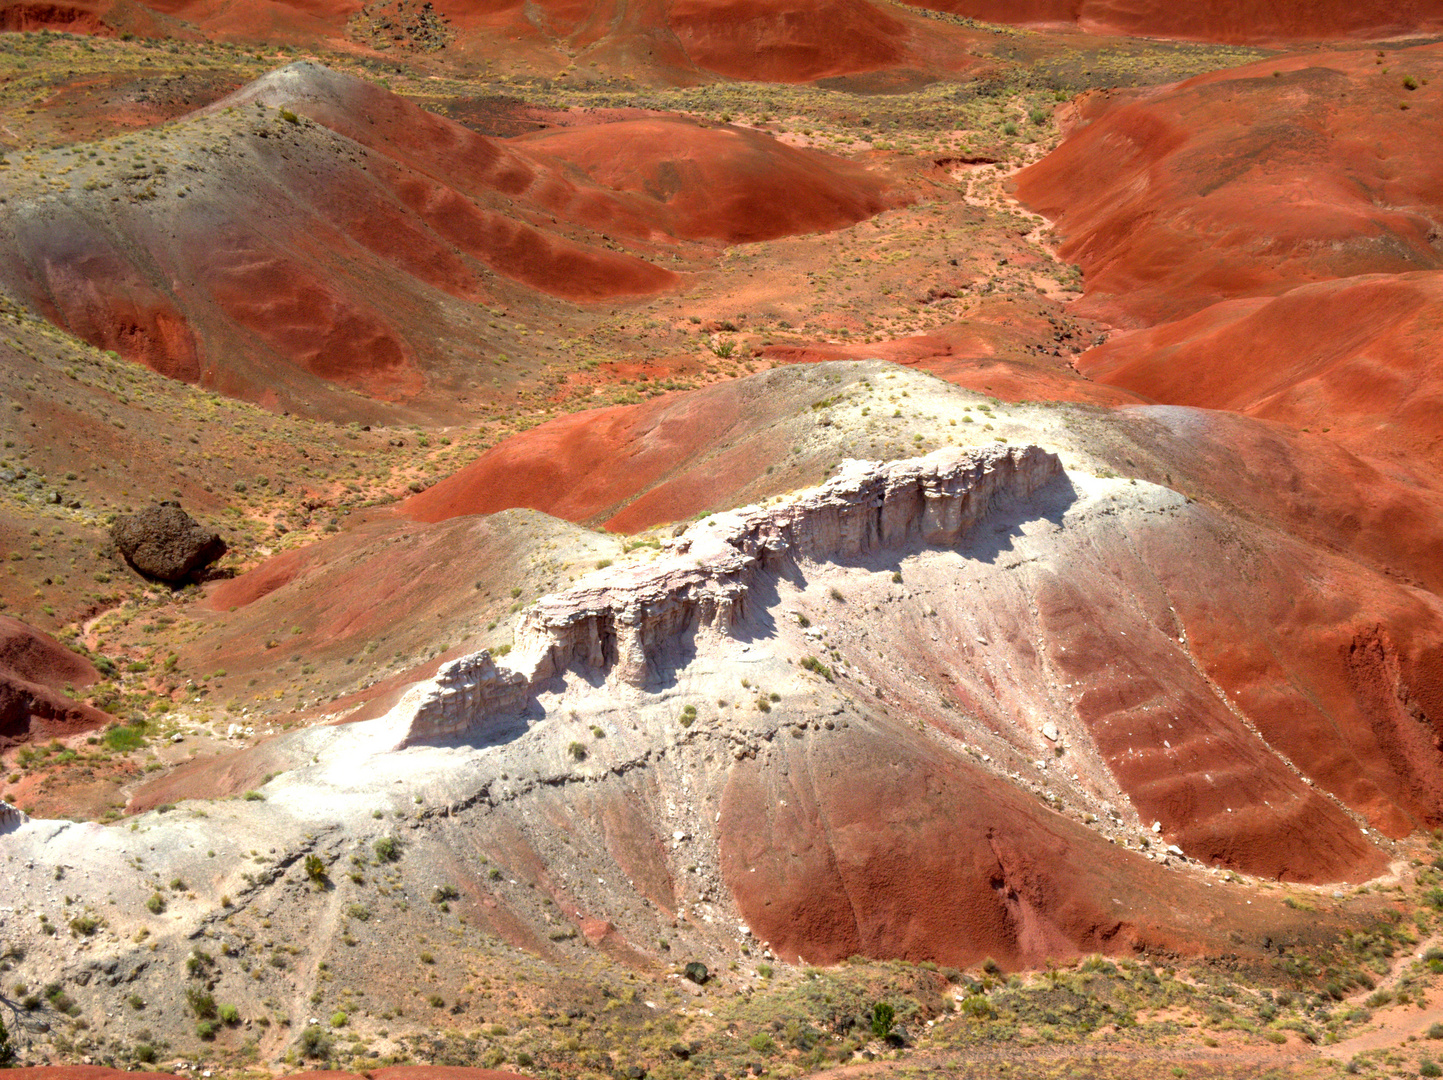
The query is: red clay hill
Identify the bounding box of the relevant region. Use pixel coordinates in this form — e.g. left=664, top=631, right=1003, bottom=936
left=513, top=119, right=896, bottom=244
left=1077, top=272, right=1443, bottom=481
left=421, top=0, right=983, bottom=82
left=1014, top=43, right=1443, bottom=328
left=0, top=615, right=112, bottom=748
left=2, top=0, right=987, bottom=82
left=899, top=0, right=1443, bottom=43
left=1012, top=43, right=1443, bottom=488
left=0, top=63, right=899, bottom=420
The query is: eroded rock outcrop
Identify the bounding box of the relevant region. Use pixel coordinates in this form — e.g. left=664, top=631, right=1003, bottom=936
left=398, top=445, right=1062, bottom=744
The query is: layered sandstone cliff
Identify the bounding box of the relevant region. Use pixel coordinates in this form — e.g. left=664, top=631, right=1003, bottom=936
left=396, top=445, right=1062, bottom=744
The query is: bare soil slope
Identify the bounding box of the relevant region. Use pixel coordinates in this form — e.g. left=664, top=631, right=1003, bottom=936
left=899, top=0, right=1443, bottom=43
left=1014, top=43, right=1443, bottom=327
left=4, top=0, right=989, bottom=82
left=1077, top=272, right=1443, bottom=478
left=0, top=615, right=111, bottom=746
left=511, top=118, right=897, bottom=243
left=0, top=63, right=900, bottom=420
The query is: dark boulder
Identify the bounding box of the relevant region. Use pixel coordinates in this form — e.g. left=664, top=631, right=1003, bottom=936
left=111, top=502, right=226, bottom=583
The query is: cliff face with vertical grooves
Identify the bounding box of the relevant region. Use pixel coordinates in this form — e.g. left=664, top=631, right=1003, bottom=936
left=395, top=445, right=1063, bottom=745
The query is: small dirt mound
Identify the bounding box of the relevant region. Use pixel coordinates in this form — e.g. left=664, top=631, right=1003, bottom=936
left=0, top=616, right=99, bottom=691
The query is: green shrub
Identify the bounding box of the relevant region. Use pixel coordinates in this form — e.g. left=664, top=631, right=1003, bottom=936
left=104, top=724, right=146, bottom=752
left=374, top=836, right=401, bottom=862
left=280, top=108, right=300, bottom=124
left=297, top=1025, right=333, bottom=1058
left=330, top=1011, right=347, bottom=1027
left=145, top=892, right=165, bottom=914
left=747, top=1033, right=775, bottom=1053
left=800, top=656, right=834, bottom=682
left=185, top=987, right=216, bottom=1019
left=304, top=854, right=327, bottom=883
left=961, top=994, right=995, bottom=1020
left=195, top=1020, right=217, bottom=1041
left=871, top=1001, right=896, bottom=1038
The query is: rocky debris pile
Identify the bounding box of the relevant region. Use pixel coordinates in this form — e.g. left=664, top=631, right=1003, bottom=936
left=397, top=445, right=1062, bottom=743
left=347, top=0, right=453, bottom=51
left=110, top=502, right=226, bottom=583
left=0, top=465, right=81, bottom=508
